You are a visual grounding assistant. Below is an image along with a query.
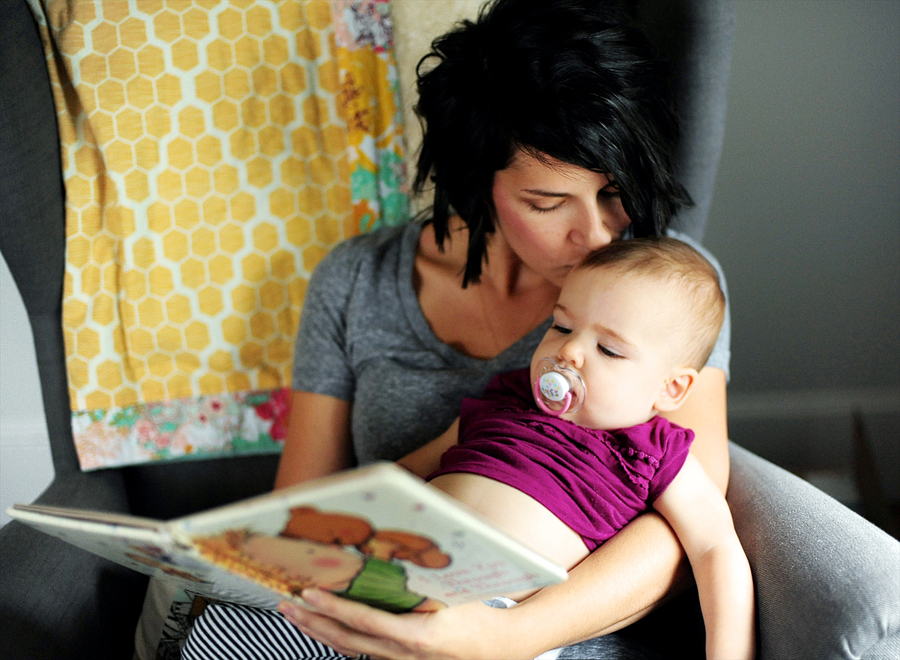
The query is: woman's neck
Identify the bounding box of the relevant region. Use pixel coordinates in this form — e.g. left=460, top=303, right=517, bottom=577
left=427, top=215, right=554, bottom=296
left=415, top=216, right=558, bottom=360
left=479, top=226, right=554, bottom=298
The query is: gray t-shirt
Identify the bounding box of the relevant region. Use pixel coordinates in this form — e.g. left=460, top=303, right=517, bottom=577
left=292, top=219, right=730, bottom=466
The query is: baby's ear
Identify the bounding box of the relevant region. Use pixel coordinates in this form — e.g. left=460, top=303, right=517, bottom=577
left=653, top=368, right=698, bottom=413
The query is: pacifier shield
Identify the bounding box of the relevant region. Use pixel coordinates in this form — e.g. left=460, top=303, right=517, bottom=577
left=539, top=372, right=569, bottom=402
left=533, top=357, right=587, bottom=416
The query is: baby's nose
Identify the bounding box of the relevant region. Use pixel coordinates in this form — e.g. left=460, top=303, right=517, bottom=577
left=557, top=339, right=583, bottom=368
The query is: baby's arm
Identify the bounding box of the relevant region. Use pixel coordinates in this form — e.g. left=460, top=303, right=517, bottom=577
left=653, top=454, right=755, bottom=660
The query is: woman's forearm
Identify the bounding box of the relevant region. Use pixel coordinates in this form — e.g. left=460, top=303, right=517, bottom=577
left=663, top=367, right=730, bottom=493
left=506, top=511, right=692, bottom=653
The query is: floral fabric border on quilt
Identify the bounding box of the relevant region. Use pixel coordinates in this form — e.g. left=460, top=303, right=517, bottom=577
left=28, top=0, right=409, bottom=470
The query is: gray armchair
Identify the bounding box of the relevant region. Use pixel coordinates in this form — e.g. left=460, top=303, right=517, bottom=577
left=1, top=1, right=897, bottom=658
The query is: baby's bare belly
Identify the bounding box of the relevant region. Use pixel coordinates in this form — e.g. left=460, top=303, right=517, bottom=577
left=429, top=472, right=590, bottom=572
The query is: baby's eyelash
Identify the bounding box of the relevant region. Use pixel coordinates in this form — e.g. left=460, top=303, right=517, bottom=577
left=551, top=324, right=571, bottom=334
left=598, top=344, right=622, bottom=358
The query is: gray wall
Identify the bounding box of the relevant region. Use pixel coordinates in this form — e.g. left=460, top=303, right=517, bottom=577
left=703, top=1, right=900, bottom=494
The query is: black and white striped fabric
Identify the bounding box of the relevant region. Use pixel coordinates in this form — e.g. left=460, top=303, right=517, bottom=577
left=181, top=598, right=564, bottom=660
left=181, top=602, right=349, bottom=660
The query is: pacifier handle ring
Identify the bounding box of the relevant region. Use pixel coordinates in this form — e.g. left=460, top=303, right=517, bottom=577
left=533, top=378, right=572, bottom=416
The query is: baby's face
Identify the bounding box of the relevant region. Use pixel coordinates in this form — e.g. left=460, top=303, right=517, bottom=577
left=531, top=267, right=682, bottom=430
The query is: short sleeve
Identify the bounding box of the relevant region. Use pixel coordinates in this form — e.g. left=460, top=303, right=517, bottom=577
left=646, top=420, right=694, bottom=503
left=291, top=241, right=359, bottom=400
left=667, top=230, right=731, bottom=381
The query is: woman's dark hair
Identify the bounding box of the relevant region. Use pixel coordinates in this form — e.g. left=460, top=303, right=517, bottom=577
left=413, top=0, right=692, bottom=286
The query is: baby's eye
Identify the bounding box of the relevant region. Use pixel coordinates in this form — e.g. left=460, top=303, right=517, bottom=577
left=598, top=344, right=622, bottom=358
left=551, top=324, right=572, bottom=334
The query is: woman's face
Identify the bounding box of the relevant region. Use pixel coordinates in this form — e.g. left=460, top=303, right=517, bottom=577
left=491, top=150, right=631, bottom=287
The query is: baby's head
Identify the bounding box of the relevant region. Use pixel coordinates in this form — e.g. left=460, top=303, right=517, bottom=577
left=530, top=237, right=725, bottom=430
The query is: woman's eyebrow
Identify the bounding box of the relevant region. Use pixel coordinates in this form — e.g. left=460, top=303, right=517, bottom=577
left=523, top=188, right=568, bottom=198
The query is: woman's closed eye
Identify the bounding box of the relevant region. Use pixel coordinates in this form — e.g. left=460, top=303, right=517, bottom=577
left=528, top=201, right=564, bottom=214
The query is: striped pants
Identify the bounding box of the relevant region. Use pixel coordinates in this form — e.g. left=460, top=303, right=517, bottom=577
left=181, top=598, right=561, bottom=660
left=182, top=602, right=348, bottom=660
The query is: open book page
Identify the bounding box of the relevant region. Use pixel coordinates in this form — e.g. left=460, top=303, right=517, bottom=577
left=10, top=463, right=567, bottom=611
left=8, top=505, right=211, bottom=597
left=10, top=503, right=290, bottom=608
left=170, top=463, right=567, bottom=609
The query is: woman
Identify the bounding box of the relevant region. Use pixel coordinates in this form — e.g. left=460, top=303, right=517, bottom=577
left=184, top=0, right=730, bottom=657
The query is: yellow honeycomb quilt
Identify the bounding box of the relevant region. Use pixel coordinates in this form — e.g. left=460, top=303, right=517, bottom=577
left=28, top=0, right=409, bottom=470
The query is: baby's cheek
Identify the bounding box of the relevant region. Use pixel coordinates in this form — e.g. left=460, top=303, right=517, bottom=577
left=573, top=396, right=609, bottom=429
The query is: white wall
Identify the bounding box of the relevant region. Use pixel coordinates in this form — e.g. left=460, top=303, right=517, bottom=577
left=0, top=256, right=53, bottom=527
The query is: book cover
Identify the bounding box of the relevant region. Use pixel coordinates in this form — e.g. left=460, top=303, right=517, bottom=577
left=8, top=463, right=567, bottom=611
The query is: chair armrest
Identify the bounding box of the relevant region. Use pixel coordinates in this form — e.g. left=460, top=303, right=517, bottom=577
left=0, top=470, right=147, bottom=660
left=727, top=442, right=900, bottom=659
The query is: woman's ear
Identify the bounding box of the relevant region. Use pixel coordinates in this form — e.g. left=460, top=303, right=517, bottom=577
left=653, top=368, right=698, bottom=413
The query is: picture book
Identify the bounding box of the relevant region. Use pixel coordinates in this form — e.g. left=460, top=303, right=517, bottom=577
left=7, top=463, right=568, bottom=612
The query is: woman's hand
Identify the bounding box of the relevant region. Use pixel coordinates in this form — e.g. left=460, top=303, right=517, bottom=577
left=278, top=589, right=539, bottom=660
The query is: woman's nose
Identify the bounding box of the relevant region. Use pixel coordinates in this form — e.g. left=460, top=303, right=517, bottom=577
left=568, top=205, right=612, bottom=251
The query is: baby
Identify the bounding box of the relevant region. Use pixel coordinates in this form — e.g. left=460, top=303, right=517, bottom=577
left=424, top=237, right=755, bottom=660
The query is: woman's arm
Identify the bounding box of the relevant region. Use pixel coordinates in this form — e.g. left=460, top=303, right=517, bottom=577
left=277, top=367, right=730, bottom=658
left=274, top=391, right=354, bottom=490
left=395, top=418, right=459, bottom=478
left=662, top=366, right=730, bottom=493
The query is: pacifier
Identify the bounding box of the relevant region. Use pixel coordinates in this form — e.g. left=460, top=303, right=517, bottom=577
left=533, top=357, right=587, bottom=416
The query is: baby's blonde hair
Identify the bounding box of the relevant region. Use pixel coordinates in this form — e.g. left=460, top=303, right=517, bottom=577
left=577, top=237, right=725, bottom=371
